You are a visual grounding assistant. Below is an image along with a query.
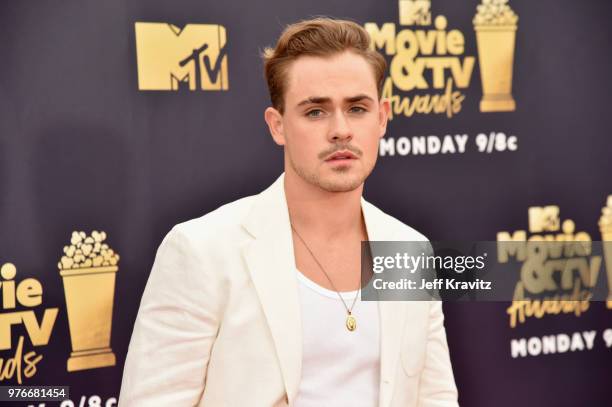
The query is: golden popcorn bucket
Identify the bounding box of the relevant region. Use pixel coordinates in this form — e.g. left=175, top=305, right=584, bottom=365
left=601, top=230, right=612, bottom=308
left=599, top=196, right=612, bottom=308
left=60, top=265, right=117, bottom=371
left=474, top=24, right=517, bottom=112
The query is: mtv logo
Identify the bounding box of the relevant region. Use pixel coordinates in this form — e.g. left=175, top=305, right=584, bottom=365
left=135, top=22, right=229, bottom=91
left=528, top=206, right=560, bottom=233
left=399, top=0, right=431, bottom=26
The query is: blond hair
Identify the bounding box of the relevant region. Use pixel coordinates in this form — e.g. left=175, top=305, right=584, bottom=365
left=262, top=17, right=387, bottom=113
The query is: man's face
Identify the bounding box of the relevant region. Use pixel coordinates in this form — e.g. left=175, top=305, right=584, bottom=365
left=268, top=51, right=389, bottom=193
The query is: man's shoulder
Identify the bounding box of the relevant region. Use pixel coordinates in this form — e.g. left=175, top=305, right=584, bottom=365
left=170, top=194, right=257, bottom=244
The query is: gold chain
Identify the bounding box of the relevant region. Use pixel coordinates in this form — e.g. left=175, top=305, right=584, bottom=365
left=290, top=224, right=360, bottom=315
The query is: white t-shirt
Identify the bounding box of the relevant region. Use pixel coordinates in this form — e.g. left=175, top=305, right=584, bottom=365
left=294, top=268, right=380, bottom=407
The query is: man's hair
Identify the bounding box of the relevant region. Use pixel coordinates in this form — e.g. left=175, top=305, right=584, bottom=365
left=262, top=17, right=387, bottom=114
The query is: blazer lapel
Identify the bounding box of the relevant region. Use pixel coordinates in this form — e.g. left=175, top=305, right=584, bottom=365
left=240, top=175, right=407, bottom=407
left=241, top=173, right=302, bottom=404
left=362, top=199, right=408, bottom=407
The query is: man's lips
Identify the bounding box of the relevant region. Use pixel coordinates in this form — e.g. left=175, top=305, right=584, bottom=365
left=324, top=150, right=358, bottom=161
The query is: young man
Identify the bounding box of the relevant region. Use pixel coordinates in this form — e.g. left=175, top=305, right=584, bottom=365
left=119, top=18, right=458, bottom=407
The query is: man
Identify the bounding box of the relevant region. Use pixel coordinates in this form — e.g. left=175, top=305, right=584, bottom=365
left=119, top=18, right=458, bottom=407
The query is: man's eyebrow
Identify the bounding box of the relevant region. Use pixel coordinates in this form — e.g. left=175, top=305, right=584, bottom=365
left=345, top=94, right=375, bottom=103
left=296, top=96, right=332, bottom=107
left=296, top=94, right=375, bottom=107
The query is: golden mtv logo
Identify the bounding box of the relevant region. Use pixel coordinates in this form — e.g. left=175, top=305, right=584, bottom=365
left=497, top=198, right=612, bottom=328
left=528, top=205, right=560, bottom=233
left=365, top=1, right=476, bottom=119
left=399, top=0, right=431, bottom=26
left=365, top=0, right=519, bottom=118
left=135, top=22, right=229, bottom=91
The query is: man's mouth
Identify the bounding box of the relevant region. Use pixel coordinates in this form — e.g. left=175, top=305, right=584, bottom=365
left=325, top=150, right=358, bottom=161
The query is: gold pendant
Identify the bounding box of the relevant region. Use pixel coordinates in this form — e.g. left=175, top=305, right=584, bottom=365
left=346, top=314, right=356, bottom=331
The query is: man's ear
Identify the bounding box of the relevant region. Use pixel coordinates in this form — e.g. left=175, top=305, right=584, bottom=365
left=264, top=107, right=285, bottom=146
left=378, top=98, right=391, bottom=139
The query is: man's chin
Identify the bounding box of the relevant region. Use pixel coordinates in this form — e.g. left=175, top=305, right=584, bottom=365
left=316, top=172, right=365, bottom=193
left=289, top=159, right=371, bottom=193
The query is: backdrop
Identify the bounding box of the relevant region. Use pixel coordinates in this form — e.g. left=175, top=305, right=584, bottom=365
left=1, top=1, right=611, bottom=406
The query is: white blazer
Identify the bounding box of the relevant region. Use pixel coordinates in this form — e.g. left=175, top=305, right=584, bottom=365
left=119, top=173, right=458, bottom=407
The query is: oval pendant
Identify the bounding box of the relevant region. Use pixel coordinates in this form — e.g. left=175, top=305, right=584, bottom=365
left=346, top=314, right=357, bottom=331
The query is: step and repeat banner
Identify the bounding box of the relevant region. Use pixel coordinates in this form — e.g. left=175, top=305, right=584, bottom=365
left=1, top=0, right=611, bottom=406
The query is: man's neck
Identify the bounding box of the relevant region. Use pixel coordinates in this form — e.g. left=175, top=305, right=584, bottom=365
left=284, top=169, right=367, bottom=242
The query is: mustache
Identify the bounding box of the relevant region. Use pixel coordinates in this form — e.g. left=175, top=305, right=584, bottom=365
left=318, top=144, right=363, bottom=160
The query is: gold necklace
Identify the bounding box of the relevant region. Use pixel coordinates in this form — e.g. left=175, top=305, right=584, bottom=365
left=290, top=224, right=360, bottom=332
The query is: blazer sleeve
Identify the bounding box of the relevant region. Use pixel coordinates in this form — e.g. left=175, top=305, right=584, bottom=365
left=417, top=301, right=459, bottom=407
left=118, top=226, right=224, bottom=406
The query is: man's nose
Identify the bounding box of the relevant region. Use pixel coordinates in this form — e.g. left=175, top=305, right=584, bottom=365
left=327, top=111, right=353, bottom=143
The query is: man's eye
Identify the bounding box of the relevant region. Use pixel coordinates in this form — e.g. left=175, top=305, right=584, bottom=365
left=349, top=106, right=367, bottom=114
left=306, top=109, right=324, bottom=118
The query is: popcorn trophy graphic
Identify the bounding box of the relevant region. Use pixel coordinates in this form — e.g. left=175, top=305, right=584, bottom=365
left=473, top=0, right=518, bottom=112
left=399, top=0, right=431, bottom=26
left=599, top=196, right=612, bottom=309
left=58, top=231, right=118, bottom=371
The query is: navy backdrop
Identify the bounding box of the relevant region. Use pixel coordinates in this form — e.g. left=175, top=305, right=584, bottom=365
left=1, top=1, right=611, bottom=406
